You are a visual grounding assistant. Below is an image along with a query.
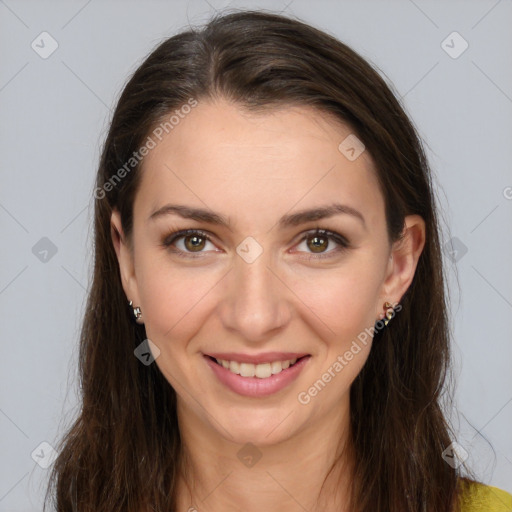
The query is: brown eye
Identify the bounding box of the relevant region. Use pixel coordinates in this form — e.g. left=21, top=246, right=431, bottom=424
left=294, top=228, right=350, bottom=260
left=161, top=229, right=216, bottom=258
left=184, top=234, right=206, bottom=252
left=307, top=234, right=329, bottom=253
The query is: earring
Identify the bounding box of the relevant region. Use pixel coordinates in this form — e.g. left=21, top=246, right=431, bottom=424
left=383, top=301, right=395, bottom=326
left=128, top=300, right=142, bottom=321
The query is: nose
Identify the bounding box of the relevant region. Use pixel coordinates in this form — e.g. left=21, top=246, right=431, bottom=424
left=218, top=248, right=292, bottom=342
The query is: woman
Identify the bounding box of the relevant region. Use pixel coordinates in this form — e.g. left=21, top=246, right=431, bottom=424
left=44, top=9, right=512, bottom=512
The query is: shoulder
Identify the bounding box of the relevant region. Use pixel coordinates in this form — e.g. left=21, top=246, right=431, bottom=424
left=459, top=481, right=512, bottom=512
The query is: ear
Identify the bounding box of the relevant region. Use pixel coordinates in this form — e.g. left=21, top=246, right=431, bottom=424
left=110, top=208, right=141, bottom=309
left=377, top=214, right=426, bottom=316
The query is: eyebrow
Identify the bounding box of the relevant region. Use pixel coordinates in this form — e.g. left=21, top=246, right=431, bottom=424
left=148, top=202, right=366, bottom=230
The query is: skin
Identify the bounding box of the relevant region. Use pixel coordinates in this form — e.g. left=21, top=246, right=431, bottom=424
left=111, top=98, right=425, bottom=512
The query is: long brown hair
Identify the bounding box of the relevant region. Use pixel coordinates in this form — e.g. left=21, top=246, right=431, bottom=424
left=44, top=9, right=477, bottom=511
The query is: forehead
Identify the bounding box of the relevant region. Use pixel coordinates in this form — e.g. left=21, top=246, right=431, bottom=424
left=133, top=99, right=384, bottom=231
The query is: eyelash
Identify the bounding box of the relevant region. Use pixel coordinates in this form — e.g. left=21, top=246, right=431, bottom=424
left=160, top=227, right=350, bottom=261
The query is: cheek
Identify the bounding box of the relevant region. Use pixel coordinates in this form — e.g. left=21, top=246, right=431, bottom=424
left=135, top=252, right=219, bottom=346
left=135, top=263, right=205, bottom=386
left=290, top=262, right=382, bottom=341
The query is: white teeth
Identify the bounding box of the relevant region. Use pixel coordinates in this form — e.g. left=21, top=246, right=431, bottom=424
left=240, top=363, right=255, bottom=377
left=271, top=361, right=282, bottom=374
left=255, top=363, right=271, bottom=379
left=214, top=357, right=299, bottom=378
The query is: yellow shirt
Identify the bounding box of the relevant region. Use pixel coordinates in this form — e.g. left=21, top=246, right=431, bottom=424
left=460, top=482, right=512, bottom=511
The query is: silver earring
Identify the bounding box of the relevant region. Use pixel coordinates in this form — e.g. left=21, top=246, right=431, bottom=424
left=128, top=300, right=142, bottom=321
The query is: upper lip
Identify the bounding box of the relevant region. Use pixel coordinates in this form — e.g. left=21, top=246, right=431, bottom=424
left=205, top=352, right=310, bottom=364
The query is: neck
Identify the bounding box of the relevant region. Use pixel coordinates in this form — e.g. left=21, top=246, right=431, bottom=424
left=174, top=398, right=355, bottom=512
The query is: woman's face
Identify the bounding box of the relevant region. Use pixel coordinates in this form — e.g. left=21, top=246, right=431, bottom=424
left=112, top=98, right=422, bottom=446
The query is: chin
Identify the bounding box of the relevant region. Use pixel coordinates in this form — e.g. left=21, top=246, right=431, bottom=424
left=212, top=407, right=303, bottom=448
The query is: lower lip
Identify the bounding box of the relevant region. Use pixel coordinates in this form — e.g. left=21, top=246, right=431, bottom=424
left=204, top=355, right=311, bottom=398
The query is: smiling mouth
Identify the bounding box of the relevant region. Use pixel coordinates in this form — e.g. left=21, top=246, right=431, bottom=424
left=207, top=355, right=310, bottom=379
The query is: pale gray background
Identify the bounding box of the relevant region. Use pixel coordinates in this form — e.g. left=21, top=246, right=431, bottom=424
left=1, top=0, right=511, bottom=509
